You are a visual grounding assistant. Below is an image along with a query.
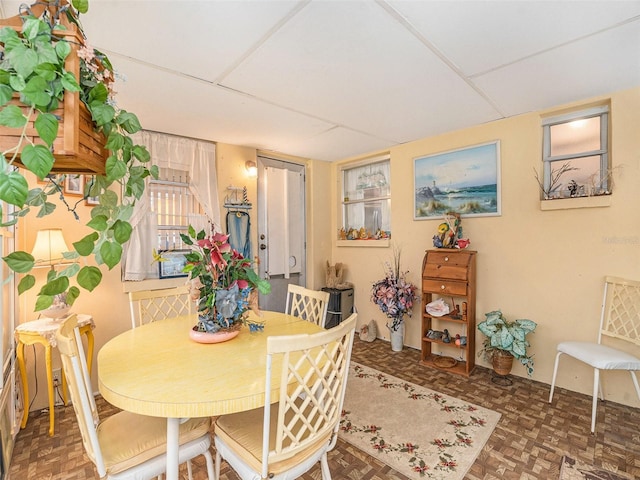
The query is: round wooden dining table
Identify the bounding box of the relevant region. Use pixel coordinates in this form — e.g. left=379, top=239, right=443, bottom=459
left=98, top=311, right=323, bottom=480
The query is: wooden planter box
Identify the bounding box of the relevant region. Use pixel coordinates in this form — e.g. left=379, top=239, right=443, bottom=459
left=0, top=5, right=107, bottom=175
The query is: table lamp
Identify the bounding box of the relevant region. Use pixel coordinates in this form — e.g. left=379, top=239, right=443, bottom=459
left=31, top=228, right=70, bottom=269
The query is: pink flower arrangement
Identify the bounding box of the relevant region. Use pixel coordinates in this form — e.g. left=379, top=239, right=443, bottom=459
left=371, top=247, right=417, bottom=331
left=181, top=226, right=271, bottom=332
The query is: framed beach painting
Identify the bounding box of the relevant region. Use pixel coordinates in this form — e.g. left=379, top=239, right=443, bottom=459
left=414, top=141, right=501, bottom=219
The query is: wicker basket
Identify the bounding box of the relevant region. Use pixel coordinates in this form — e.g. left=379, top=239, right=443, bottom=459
left=492, top=351, right=514, bottom=376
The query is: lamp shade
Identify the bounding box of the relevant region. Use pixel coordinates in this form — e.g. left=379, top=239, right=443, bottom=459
left=31, top=229, right=70, bottom=266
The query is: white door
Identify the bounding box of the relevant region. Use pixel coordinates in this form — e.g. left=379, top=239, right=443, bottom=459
left=257, top=157, right=305, bottom=312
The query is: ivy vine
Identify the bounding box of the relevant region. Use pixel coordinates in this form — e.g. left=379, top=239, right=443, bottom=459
left=0, top=0, right=157, bottom=311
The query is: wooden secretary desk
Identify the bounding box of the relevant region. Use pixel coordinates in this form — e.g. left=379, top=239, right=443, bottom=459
left=420, top=249, right=476, bottom=376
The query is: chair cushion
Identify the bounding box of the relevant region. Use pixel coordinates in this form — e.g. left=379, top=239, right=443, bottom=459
left=558, top=341, right=640, bottom=370
left=214, top=403, right=331, bottom=475
left=98, top=411, right=211, bottom=475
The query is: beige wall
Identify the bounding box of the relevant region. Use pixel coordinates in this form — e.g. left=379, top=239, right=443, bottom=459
left=331, top=86, right=640, bottom=408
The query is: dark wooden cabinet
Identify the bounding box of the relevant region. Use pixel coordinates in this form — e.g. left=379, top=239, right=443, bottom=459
left=420, top=249, right=476, bottom=376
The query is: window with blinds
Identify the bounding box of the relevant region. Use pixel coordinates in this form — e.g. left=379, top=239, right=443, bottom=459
left=149, top=167, right=206, bottom=251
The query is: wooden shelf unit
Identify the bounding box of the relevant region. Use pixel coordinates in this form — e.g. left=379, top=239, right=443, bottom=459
left=420, top=249, right=476, bottom=376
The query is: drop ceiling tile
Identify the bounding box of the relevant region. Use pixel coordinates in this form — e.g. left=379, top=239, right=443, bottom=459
left=221, top=0, right=502, bottom=142
left=271, top=127, right=396, bottom=162
left=47, top=0, right=303, bottom=82
left=110, top=57, right=335, bottom=154
left=474, top=20, right=640, bottom=115
left=387, top=0, right=640, bottom=76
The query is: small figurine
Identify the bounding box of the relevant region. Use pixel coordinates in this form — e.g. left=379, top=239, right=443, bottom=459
left=359, top=227, right=368, bottom=239
left=457, top=238, right=470, bottom=249
left=568, top=179, right=578, bottom=197
left=338, top=228, right=347, bottom=240
left=442, top=329, right=451, bottom=343
left=426, top=330, right=443, bottom=340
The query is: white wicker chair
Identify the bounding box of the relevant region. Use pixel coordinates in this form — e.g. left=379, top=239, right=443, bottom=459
left=128, top=285, right=192, bottom=329
left=549, top=276, right=640, bottom=433
left=213, top=313, right=357, bottom=480
left=285, top=284, right=330, bottom=328
left=56, top=315, right=214, bottom=480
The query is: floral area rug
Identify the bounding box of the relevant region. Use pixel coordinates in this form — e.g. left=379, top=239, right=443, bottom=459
left=340, top=362, right=501, bottom=479
left=558, top=456, right=635, bottom=480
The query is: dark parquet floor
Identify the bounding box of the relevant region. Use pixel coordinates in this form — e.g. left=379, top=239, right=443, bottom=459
left=8, top=337, right=640, bottom=479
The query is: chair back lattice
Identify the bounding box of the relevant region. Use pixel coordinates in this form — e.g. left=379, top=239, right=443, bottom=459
left=285, top=284, right=330, bottom=328
left=129, top=285, right=193, bottom=328
left=56, top=315, right=107, bottom=476
left=263, top=313, right=357, bottom=474
left=600, top=276, right=640, bottom=347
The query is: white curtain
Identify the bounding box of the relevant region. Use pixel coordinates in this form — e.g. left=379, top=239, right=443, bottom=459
left=122, top=131, right=219, bottom=281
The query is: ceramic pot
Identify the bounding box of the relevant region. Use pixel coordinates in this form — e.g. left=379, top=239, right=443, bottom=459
left=390, top=322, right=404, bottom=352
left=40, top=305, right=71, bottom=319
left=189, top=327, right=240, bottom=344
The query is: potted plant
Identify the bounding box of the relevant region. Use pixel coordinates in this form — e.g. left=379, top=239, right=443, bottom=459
left=371, top=246, right=417, bottom=351
left=477, top=310, right=537, bottom=376
left=180, top=226, right=271, bottom=342
left=0, top=1, right=155, bottom=311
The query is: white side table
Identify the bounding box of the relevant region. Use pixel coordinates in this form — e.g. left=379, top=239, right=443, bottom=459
left=15, top=314, right=94, bottom=436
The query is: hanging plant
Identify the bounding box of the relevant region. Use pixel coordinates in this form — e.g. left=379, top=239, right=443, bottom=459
left=0, top=0, right=157, bottom=311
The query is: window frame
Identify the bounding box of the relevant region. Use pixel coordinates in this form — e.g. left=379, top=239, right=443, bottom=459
left=339, top=155, right=391, bottom=246
left=541, top=105, right=610, bottom=200
left=149, top=168, right=206, bottom=254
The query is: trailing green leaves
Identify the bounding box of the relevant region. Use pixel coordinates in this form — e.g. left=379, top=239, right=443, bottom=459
left=1, top=250, right=34, bottom=273
left=0, top=104, right=26, bottom=128
left=77, top=266, right=102, bottom=291
left=34, top=113, right=58, bottom=146
left=0, top=170, right=29, bottom=207
left=17, top=274, right=35, bottom=294
left=21, top=145, right=55, bottom=177
left=0, top=3, right=155, bottom=309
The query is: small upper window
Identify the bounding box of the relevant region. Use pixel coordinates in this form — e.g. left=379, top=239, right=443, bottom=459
left=539, top=105, right=610, bottom=199
left=340, top=156, right=391, bottom=240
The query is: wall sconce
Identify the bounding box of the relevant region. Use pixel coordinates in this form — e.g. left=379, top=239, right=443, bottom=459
left=245, top=161, right=257, bottom=177
left=31, top=228, right=70, bottom=270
